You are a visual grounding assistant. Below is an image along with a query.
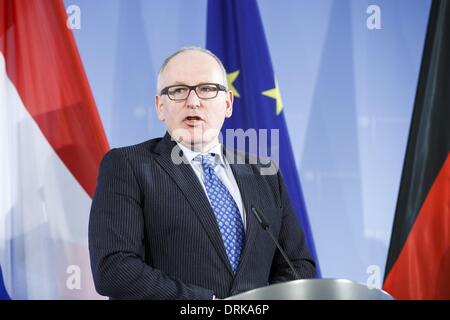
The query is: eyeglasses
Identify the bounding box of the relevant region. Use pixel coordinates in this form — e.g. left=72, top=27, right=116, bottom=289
left=160, top=83, right=227, bottom=101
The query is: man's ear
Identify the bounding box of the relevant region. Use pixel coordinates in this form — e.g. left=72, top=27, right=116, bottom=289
left=225, top=90, right=234, bottom=118
left=155, top=95, right=165, bottom=121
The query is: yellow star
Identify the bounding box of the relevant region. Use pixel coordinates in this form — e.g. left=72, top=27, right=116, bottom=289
left=262, top=79, right=283, bottom=115
left=227, top=70, right=240, bottom=98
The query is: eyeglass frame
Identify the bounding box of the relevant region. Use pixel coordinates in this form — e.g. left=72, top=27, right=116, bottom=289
left=159, top=83, right=228, bottom=101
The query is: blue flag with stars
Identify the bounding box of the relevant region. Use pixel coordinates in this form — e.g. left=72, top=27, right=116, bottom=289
left=0, top=265, right=10, bottom=300
left=207, top=0, right=320, bottom=276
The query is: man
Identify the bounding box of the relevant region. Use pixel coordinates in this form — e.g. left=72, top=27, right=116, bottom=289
left=89, top=47, right=315, bottom=300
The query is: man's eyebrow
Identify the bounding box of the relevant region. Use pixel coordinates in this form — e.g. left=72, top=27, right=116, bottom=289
left=168, top=81, right=212, bottom=86
left=161, top=81, right=187, bottom=87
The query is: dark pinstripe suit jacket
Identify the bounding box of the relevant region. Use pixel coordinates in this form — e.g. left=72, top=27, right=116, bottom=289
left=89, top=132, right=315, bottom=299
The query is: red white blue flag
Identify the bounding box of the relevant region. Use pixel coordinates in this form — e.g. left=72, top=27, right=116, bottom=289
left=0, top=0, right=109, bottom=299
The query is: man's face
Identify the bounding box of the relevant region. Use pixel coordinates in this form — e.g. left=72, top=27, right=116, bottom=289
left=155, top=50, right=233, bottom=150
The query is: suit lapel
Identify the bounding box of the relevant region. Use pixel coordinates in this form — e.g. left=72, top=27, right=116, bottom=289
left=224, top=147, right=260, bottom=274
left=153, top=133, right=232, bottom=273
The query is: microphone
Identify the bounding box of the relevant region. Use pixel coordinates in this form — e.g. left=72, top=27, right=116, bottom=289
left=251, top=205, right=300, bottom=280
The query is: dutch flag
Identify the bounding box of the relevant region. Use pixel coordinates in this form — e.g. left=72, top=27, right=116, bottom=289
left=0, top=0, right=109, bottom=299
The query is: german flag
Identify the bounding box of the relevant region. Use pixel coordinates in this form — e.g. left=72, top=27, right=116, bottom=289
left=383, top=0, right=450, bottom=300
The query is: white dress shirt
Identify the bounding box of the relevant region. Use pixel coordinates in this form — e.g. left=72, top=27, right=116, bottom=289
left=176, top=142, right=247, bottom=230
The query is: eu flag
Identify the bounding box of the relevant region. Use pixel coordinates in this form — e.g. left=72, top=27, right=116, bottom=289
left=207, top=0, right=320, bottom=276
left=0, top=265, right=10, bottom=300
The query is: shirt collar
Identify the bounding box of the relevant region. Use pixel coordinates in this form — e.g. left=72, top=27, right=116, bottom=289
left=176, top=141, right=226, bottom=167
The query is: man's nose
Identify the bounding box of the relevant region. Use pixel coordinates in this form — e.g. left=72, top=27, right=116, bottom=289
left=185, top=88, right=200, bottom=108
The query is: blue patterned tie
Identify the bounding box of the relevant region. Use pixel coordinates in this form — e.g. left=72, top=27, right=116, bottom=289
left=196, top=153, right=245, bottom=273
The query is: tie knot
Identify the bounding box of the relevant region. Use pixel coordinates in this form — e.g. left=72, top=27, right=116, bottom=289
left=196, top=153, right=217, bottom=170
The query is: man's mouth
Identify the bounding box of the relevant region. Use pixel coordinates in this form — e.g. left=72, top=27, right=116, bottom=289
left=183, top=116, right=204, bottom=126
left=185, top=116, right=203, bottom=121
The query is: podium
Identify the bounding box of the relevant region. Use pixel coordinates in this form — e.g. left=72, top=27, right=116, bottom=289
left=226, top=279, right=394, bottom=300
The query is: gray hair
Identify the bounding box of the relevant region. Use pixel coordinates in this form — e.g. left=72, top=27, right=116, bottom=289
left=156, top=47, right=228, bottom=93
